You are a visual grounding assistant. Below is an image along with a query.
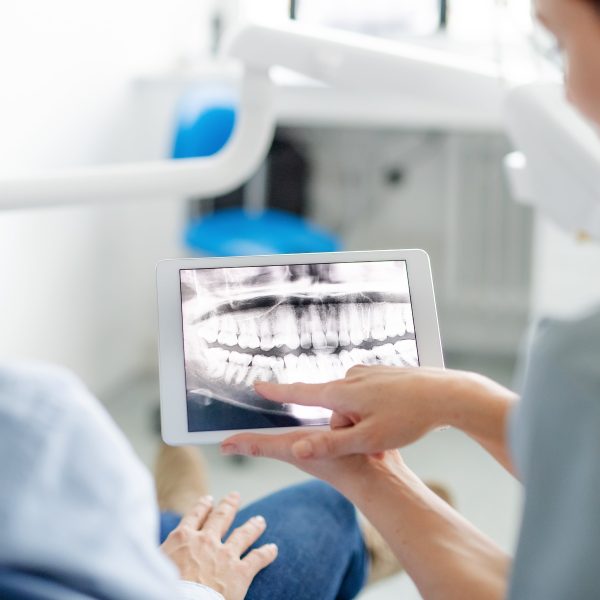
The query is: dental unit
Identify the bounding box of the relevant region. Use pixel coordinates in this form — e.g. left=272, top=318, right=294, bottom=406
left=0, top=20, right=597, bottom=371
left=0, top=20, right=505, bottom=209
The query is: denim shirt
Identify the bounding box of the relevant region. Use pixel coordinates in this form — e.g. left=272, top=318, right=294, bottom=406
left=508, top=308, right=600, bottom=599
left=0, top=362, right=221, bottom=600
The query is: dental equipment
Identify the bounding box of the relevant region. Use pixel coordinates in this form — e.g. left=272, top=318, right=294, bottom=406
left=504, top=83, right=600, bottom=239
left=0, top=20, right=505, bottom=210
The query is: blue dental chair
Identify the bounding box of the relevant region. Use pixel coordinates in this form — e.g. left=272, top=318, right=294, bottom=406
left=172, top=85, right=340, bottom=256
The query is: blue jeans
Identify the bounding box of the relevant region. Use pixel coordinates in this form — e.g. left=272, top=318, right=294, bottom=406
left=160, top=480, right=369, bottom=600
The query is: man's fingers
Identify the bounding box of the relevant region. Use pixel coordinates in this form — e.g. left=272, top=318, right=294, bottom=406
left=201, top=492, right=241, bottom=537
left=242, top=543, right=278, bottom=576
left=226, top=515, right=267, bottom=554
left=221, top=432, right=304, bottom=460
left=254, top=381, right=341, bottom=409
left=178, top=495, right=213, bottom=530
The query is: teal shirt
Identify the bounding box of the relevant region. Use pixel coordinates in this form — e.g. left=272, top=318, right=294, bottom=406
left=508, top=308, right=600, bottom=598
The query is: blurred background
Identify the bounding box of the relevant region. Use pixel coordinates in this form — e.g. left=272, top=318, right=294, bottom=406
left=2, top=1, right=600, bottom=598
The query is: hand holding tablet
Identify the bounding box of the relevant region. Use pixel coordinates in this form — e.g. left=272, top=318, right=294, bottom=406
left=157, top=249, right=443, bottom=444
left=221, top=365, right=460, bottom=461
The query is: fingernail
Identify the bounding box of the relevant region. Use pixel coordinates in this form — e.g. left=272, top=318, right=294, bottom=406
left=293, top=440, right=313, bottom=459
left=221, top=444, right=238, bottom=455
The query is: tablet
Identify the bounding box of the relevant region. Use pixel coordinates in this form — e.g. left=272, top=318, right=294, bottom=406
left=157, top=249, right=443, bottom=444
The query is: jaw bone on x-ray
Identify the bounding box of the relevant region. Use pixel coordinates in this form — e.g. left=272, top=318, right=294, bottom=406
left=181, top=261, right=418, bottom=431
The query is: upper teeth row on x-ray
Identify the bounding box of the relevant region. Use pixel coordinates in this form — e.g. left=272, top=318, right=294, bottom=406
left=182, top=262, right=417, bottom=388
left=198, top=301, right=414, bottom=351
left=195, top=301, right=417, bottom=386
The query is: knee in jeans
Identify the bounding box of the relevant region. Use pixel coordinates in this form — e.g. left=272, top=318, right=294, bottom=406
left=302, top=480, right=358, bottom=528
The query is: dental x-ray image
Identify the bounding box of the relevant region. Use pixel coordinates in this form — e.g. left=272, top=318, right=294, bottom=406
left=181, top=260, right=418, bottom=432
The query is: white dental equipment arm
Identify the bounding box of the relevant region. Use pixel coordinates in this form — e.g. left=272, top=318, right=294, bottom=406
left=0, top=20, right=504, bottom=210
left=226, top=22, right=502, bottom=108
left=0, top=72, right=276, bottom=210
left=504, top=83, right=600, bottom=238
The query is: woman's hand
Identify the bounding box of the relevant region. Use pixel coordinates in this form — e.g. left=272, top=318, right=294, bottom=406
left=160, top=492, right=278, bottom=600
left=221, top=365, right=517, bottom=472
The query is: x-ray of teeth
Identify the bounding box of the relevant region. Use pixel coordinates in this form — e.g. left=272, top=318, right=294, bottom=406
left=181, top=260, right=419, bottom=432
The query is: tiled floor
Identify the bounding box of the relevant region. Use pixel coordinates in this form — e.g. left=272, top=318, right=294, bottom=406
left=103, top=352, right=521, bottom=599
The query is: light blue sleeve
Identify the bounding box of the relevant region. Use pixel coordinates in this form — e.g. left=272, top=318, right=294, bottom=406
left=179, top=581, right=225, bottom=600
left=0, top=363, right=182, bottom=600
left=508, top=308, right=600, bottom=599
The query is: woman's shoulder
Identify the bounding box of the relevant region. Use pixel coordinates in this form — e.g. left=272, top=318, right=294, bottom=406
left=509, top=305, right=600, bottom=600
left=528, top=305, right=600, bottom=390
left=511, top=306, right=600, bottom=478
left=513, top=306, right=600, bottom=452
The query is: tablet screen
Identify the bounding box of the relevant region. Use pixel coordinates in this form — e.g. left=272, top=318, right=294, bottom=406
left=180, top=260, right=418, bottom=432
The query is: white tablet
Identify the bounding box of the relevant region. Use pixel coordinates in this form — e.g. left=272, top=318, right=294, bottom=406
left=157, top=249, right=443, bottom=445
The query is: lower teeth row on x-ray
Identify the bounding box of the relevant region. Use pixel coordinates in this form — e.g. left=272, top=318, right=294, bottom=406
left=196, top=301, right=417, bottom=386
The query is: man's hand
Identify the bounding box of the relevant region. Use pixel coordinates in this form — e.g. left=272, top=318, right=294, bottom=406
left=160, top=492, right=278, bottom=600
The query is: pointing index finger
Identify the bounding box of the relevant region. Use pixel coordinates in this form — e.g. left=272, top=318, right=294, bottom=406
left=254, top=380, right=340, bottom=409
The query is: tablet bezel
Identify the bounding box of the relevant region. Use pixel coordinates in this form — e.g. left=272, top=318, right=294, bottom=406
left=157, top=249, right=443, bottom=445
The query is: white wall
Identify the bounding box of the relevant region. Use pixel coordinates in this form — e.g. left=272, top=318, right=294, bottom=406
left=531, top=216, right=600, bottom=319
left=0, top=0, right=215, bottom=394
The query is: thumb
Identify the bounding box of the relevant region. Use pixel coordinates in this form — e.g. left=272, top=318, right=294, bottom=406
left=291, top=427, right=367, bottom=459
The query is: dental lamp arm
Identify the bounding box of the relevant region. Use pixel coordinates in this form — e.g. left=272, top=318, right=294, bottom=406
left=226, top=21, right=503, bottom=109
left=0, top=71, right=275, bottom=210
left=0, top=21, right=505, bottom=210
left=504, top=82, right=600, bottom=238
